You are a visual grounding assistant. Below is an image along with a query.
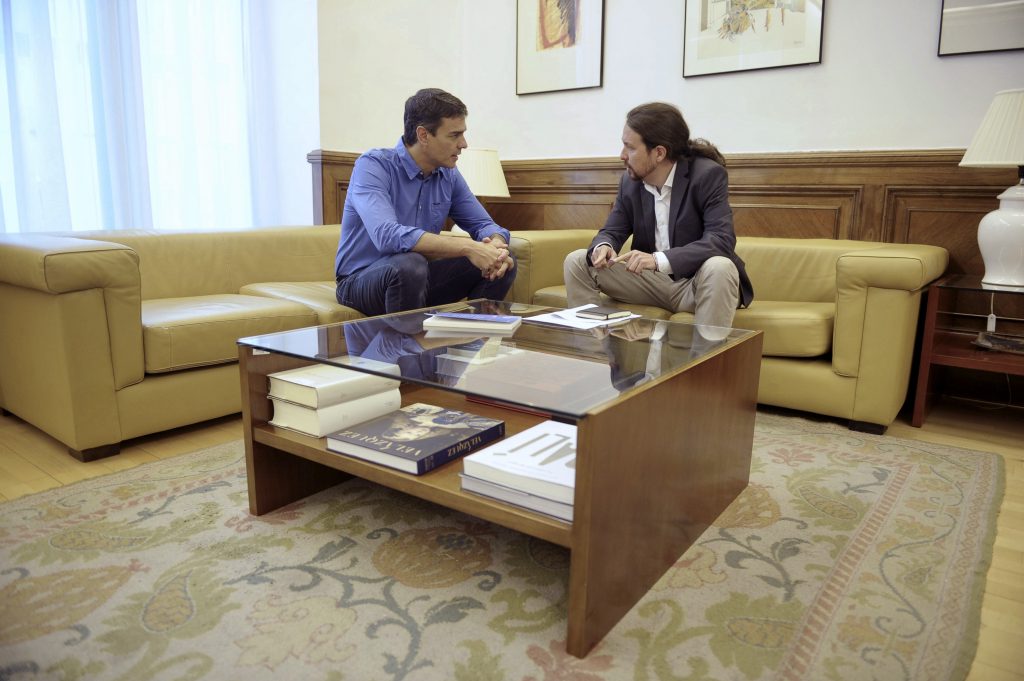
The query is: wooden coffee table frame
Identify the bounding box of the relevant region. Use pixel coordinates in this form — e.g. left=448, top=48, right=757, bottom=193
left=240, top=330, right=762, bottom=658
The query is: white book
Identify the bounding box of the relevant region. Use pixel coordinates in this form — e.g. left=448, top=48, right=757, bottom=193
left=422, top=312, right=522, bottom=334
left=460, top=474, right=573, bottom=522
left=269, top=388, right=402, bottom=438
left=267, top=358, right=400, bottom=408
left=462, top=420, right=577, bottom=503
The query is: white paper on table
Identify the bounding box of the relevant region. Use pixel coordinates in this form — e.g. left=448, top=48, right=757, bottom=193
left=522, top=304, right=640, bottom=329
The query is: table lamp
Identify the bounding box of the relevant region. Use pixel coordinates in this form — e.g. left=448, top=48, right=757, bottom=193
left=959, top=88, right=1024, bottom=286
left=457, top=148, right=510, bottom=199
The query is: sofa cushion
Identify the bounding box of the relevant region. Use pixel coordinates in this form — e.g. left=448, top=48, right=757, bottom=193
left=142, top=294, right=318, bottom=372
left=736, top=238, right=883, bottom=303
left=670, top=301, right=834, bottom=357
left=74, top=226, right=340, bottom=300
left=239, top=281, right=364, bottom=324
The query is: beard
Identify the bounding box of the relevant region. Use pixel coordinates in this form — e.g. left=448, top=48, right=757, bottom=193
left=624, top=162, right=646, bottom=182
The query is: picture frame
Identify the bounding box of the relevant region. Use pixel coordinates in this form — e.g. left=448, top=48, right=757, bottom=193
left=683, top=0, right=825, bottom=78
left=516, top=0, right=604, bottom=95
left=938, top=0, right=1024, bottom=56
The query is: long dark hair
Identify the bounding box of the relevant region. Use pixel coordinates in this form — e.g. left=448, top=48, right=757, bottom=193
left=625, top=102, right=726, bottom=167
left=402, top=89, right=468, bottom=145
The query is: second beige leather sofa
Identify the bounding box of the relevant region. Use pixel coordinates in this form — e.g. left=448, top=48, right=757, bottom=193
left=508, top=229, right=948, bottom=433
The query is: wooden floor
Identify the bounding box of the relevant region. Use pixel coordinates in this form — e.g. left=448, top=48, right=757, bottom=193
left=1, top=398, right=1021, bottom=679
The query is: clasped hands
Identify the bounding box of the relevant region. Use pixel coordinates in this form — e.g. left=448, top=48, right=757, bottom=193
left=473, top=236, right=515, bottom=281
left=591, top=244, right=657, bottom=273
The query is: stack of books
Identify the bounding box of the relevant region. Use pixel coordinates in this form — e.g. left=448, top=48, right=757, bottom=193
left=460, top=420, right=577, bottom=522
left=267, top=357, right=402, bottom=438
left=423, top=312, right=522, bottom=337
left=326, top=403, right=504, bottom=475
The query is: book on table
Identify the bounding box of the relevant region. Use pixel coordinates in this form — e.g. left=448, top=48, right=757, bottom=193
left=575, top=305, right=631, bottom=320
left=326, top=403, right=505, bottom=475
left=267, top=357, right=401, bottom=408
left=269, top=388, right=402, bottom=438
left=459, top=474, right=574, bottom=522
left=422, top=312, right=522, bottom=334
left=461, top=420, right=577, bottom=505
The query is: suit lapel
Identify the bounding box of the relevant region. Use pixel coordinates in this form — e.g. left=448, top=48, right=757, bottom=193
left=638, top=184, right=655, bottom=242
left=668, top=159, right=691, bottom=246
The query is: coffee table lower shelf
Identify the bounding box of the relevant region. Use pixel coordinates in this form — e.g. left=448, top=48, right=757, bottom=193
left=251, top=419, right=573, bottom=547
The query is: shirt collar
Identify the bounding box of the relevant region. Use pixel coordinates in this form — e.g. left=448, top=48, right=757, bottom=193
left=395, top=138, right=427, bottom=180
left=643, top=161, right=677, bottom=197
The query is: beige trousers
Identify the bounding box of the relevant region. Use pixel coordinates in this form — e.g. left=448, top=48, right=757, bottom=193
left=563, top=249, right=741, bottom=329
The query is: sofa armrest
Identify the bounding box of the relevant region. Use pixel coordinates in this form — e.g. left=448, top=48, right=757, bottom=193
left=832, top=244, right=948, bottom=424
left=508, top=229, right=597, bottom=304
left=0, top=235, right=145, bottom=450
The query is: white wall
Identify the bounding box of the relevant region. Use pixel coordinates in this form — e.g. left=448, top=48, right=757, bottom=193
left=317, top=0, right=1023, bottom=158
left=317, top=0, right=464, bottom=153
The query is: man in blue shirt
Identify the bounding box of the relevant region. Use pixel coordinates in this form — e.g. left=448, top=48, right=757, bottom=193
left=335, top=88, right=516, bottom=316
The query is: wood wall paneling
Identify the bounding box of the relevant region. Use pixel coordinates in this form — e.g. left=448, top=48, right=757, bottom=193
left=309, top=148, right=1015, bottom=275
left=730, top=187, right=859, bottom=240
left=307, top=150, right=359, bottom=225
left=886, top=187, right=1006, bottom=274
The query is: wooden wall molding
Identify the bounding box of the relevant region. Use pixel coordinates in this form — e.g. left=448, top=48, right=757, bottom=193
left=307, top=150, right=359, bottom=225
left=308, top=148, right=1016, bottom=276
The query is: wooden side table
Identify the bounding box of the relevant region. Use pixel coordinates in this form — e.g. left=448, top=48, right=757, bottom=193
left=912, top=274, right=1024, bottom=426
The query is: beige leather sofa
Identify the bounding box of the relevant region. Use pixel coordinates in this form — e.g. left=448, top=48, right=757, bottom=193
left=506, top=229, right=949, bottom=433
left=0, top=225, right=947, bottom=460
left=0, top=226, right=359, bottom=460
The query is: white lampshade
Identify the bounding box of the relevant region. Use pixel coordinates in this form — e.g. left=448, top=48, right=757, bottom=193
left=457, top=148, right=510, bottom=198
left=960, top=89, right=1024, bottom=168
left=959, top=88, right=1024, bottom=286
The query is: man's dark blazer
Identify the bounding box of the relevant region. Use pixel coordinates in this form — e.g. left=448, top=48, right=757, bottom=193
left=587, top=155, right=754, bottom=308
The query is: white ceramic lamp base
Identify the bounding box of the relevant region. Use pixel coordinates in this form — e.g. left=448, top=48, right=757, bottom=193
left=978, top=182, right=1024, bottom=287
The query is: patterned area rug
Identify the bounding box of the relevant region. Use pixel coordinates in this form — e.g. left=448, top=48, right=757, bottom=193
left=0, top=413, right=1004, bottom=681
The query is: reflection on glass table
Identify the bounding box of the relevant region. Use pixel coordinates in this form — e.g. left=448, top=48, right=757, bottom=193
left=239, top=299, right=752, bottom=420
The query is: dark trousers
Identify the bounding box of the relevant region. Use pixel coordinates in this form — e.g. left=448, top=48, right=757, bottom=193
left=336, top=252, right=517, bottom=317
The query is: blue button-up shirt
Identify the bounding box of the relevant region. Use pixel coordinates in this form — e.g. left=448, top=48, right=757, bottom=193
left=335, top=139, right=511, bottom=278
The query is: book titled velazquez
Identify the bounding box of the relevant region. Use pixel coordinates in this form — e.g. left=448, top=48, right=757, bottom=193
left=326, top=403, right=505, bottom=475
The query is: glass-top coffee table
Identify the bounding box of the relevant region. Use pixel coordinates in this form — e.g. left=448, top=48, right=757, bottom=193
left=237, top=300, right=763, bottom=657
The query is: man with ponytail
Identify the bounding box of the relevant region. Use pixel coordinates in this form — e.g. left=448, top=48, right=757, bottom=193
left=563, top=103, right=752, bottom=336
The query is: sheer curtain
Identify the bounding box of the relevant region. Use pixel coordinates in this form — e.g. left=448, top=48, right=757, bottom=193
left=0, top=0, right=299, bottom=233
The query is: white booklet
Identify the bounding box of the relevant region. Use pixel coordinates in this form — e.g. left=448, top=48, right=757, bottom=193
left=460, top=474, right=573, bottom=522
left=462, top=420, right=577, bottom=503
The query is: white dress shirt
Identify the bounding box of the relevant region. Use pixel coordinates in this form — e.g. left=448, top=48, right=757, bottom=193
left=642, top=163, right=676, bottom=274
left=639, top=321, right=669, bottom=385
left=595, top=163, right=676, bottom=273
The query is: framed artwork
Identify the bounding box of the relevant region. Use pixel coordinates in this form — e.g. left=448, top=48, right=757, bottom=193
left=938, top=0, right=1024, bottom=56
left=683, top=0, right=824, bottom=78
left=516, top=0, right=604, bottom=95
